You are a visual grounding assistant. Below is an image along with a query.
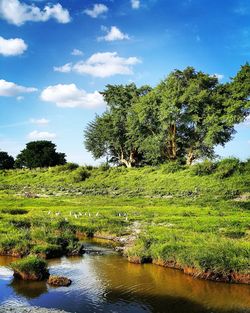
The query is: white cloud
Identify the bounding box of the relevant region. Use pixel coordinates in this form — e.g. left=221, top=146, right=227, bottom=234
left=84, top=3, right=108, bottom=18
left=98, top=26, right=130, bottom=41
left=71, top=49, right=83, bottom=56
left=0, top=36, right=27, bottom=56
left=40, top=84, right=105, bottom=108
left=0, top=79, right=37, bottom=96
left=54, top=52, right=141, bottom=78
left=54, top=63, right=72, bottom=73
left=211, top=73, right=224, bottom=81
left=30, top=118, right=49, bottom=125
left=131, top=0, right=140, bottom=9
left=0, top=0, right=71, bottom=26
left=28, top=130, right=56, bottom=140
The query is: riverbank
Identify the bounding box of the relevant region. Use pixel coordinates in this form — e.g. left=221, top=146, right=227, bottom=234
left=0, top=160, right=249, bottom=284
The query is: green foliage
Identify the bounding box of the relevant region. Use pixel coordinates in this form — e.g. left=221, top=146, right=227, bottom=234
left=160, top=161, right=184, bottom=174
left=84, top=65, right=250, bottom=166
left=84, top=83, right=152, bottom=167
left=0, top=162, right=249, bottom=275
left=192, top=160, right=217, bottom=176
left=0, top=151, right=14, bottom=169
left=216, top=158, right=241, bottom=178
left=71, top=167, right=91, bottom=182
left=15, top=141, right=66, bottom=169
left=10, top=255, right=48, bottom=275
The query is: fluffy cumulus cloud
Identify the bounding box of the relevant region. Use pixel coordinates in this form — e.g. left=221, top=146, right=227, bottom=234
left=71, top=49, right=83, bottom=56
left=54, top=52, right=141, bottom=78
left=28, top=130, right=56, bottom=140
left=0, top=36, right=27, bottom=56
left=84, top=3, right=108, bottom=18
left=54, top=63, right=72, bottom=73
left=131, top=0, right=140, bottom=9
left=40, top=84, right=105, bottom=108
left=98, top=26, right=130, bottom=41
left=0, top=0, right=71, bottom=26
left=30, top=118, right=49, bottom=125
left=0, top=79, right=37, bottom=96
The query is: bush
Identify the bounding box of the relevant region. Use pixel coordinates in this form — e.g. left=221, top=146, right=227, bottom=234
left=71, top=167, right=91, bottom=182
left=32, top=244, right=63, bottom=258
left=161, top=162, right=183, bottom=174
left=191, top=160, right=216, bottom=176
left=216, top=158, right=241, bottom=179
left=99, top=162, right=110, bottom=172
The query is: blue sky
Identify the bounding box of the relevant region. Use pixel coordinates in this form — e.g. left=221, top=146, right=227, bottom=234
left=0, top=0, right=249, bottom=164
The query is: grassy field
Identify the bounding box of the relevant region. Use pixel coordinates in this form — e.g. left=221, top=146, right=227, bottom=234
left=0, top=159, right=249, bottom=281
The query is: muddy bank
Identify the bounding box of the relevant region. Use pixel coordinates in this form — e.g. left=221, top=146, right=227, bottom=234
left=92, top=233, right=250, bottom=285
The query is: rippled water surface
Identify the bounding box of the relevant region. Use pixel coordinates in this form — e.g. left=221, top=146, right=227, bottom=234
left=0, top=239, right=249, bottom=313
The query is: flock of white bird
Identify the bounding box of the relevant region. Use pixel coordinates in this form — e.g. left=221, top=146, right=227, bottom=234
left=46, top=210, right=128, bottom=221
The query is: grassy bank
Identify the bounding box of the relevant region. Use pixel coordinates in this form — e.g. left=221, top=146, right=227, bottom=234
left=0, top=159, right=249, bottom=283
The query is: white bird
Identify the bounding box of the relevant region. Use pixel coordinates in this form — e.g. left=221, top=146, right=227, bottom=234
left=96, top=212, right=99, bottom=216
left=74, top=214, right=78, bottom=219
left=48, top=211, right=51, bottom=215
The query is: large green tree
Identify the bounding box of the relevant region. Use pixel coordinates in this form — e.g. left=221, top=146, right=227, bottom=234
left=15, top=141, right=66, bottom=169
left=84, top=65, right=250, bottom=166
left=0, top=151, right=14, bottom=169
left=84, top=83, right=151, bottom=167
left=135, top=65, right=250, bottom=165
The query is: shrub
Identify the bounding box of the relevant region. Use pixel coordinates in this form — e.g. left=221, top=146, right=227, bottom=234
left=161, top=162, right=183, bottom=174
left=32, top=244, right=63, bottom=258
left=99, top=162, right=110, bottom=172
left=216, top=158, right=241, bottom=179
left=71, top=167, right=91, bottom=182
left=1, top=208, right=28, bottom=215
left=191, top=160, right=216, bottom=176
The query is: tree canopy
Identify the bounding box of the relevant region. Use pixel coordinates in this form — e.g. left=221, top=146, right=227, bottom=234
left=84, top=64, right=250, bottom=167
left=15, top=141, right=66, bottom=169
left=0, top=151, right=14, bottom=170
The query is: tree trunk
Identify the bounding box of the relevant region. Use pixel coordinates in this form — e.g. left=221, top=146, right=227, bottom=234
left=119, top=149, right=135, bottom=168
left=186, top=148, right=195, bottom=165
left=167, top=124, right=177, bottom=160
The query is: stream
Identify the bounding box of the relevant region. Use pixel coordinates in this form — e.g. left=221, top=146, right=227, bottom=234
left=0, top=239, right=249, bottom=313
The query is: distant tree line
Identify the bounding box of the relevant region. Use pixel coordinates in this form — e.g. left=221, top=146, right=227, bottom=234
left=84, top=64, right=250, bottom=167
left=0, top=141, right=66, bottom=169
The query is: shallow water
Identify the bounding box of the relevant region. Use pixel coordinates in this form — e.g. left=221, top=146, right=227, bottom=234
left=0, top=239, right=249, bottom=313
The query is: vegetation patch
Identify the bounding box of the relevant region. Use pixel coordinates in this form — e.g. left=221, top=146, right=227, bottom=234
left=10, top=255, right=49, bottom=280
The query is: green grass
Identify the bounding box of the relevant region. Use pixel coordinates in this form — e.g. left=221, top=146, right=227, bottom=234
left=0, top=159, right=249, bottom=276
left=10, top=255, right=48, bottom=277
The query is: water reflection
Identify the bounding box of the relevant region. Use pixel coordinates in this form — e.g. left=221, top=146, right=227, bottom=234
left=9, top=279, right=48, bottom=299
left=0, top=241, right=249, bottom=313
